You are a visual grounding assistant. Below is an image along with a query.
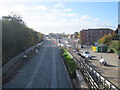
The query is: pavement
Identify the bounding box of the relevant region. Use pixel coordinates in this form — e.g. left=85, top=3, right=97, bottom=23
left=79, top=46, right=119, bottom=88
left=3, top=39, right=72, bottom=88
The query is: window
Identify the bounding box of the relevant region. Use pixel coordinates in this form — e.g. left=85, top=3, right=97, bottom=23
left=100, top=31, right=102, bottom=33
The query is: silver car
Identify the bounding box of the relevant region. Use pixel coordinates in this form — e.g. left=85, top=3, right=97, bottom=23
left=82, top=52, right=92, bottom=59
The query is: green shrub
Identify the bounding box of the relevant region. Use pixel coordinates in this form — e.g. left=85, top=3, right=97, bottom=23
left=63, top=51, right=78, bottom=78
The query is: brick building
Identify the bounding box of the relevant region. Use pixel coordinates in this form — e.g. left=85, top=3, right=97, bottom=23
left=80, top=28, right=114, bottom=45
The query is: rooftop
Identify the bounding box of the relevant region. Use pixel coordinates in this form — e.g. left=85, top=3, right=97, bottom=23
left=81, top=28, right=114, bottom=31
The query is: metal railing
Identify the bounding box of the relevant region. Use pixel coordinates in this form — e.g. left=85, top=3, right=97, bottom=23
left=67, top=48, right=119, bottom=90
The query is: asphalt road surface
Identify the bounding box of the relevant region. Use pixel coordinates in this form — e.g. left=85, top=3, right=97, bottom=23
left=3, top=39, right=72, bottom=88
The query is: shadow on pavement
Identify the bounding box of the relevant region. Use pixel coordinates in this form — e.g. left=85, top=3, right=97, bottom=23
left=90, top=58, right=98, bottom=60
left=88, top=63, right=105, bottom=74
left=106, top=64, right=117, bottom=67
left=90, top=56, right=98, bottom=60
left=91, top=56, right=96, bottom=58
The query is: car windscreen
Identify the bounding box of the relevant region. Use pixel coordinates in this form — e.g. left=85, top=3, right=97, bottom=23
left=85, top=52, right=89, bottom=54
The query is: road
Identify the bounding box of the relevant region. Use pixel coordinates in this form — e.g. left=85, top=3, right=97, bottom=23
left=3, top=39, right=72, bottom=88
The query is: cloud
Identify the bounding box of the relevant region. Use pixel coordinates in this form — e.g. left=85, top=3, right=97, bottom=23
left=12, top=5, right=28, bottom=15
left=94, top=18, right=100, bottom=21
left=50, top=9, right=59, bottom=13
left=80, top=15, right=91, bottom=20
left=26, top=14, right=116, bottom=34
left=0, top=2, right=116, bottom=34
left=0, top=5, right=28, bottom=16
left=54, top=3, right=63, bottom=8
left=60, top=19, right=67, bottom=22
left=45, top=13, right=56, bottom=19
left=67, top=13, right=78, bottom=16
left=13, top=5, right=28, bottom=11
left=63, top=9, right=72, bottom=12
left=34, top=5, right=47, bottom=11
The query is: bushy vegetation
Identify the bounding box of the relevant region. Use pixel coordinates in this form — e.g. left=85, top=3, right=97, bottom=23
left=98, top=33, right=120, bottom=54
left=98, top=34, right=112, bottom=45
left=62, top=49, right=78, bottom=78
left=109, top=40, right=120, bottom=54
left=2, top=15, right=44, bottom=65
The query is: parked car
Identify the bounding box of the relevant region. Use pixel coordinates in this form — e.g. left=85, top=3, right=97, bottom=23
left=73, top=49, right=77, bottom=53
left=118, top=54, right=120, bottom=59
left=58, top=43, right=64, bottom=47
left=66, top=44, right=72, bottom=48
left=65, top=41, right=68, bottom=44
left=81, top=46, right=83, bottom=48
left=73, top=49, right=79, bottom=52
left=99, top=58, right=107, bottom=66
left=82, top=52, right=92, bottom=59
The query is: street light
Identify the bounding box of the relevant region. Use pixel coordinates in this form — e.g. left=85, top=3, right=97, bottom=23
left=100, top=43, right=103, bottom=59
left=86, top=43, right=89, bottom=52
left=86, top=35, right=91, bottom=52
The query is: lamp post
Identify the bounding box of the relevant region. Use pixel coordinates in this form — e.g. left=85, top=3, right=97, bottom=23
left=86, top=34, right=91, bottom=52
left=100, top=43, right=103, bottom=59
left=86, top=43, right=89, bottom=52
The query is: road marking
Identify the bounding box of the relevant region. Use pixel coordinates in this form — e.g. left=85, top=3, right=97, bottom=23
left=51, top=45, right=58, bottom=88
left=25, top=47, right=46, bottom=88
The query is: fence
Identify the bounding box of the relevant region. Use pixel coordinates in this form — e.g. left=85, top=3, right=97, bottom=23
left=66, top=48, right=119, bottom=90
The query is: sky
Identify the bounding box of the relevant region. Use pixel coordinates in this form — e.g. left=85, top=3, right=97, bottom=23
left=0, top=0, right=119, bottom=34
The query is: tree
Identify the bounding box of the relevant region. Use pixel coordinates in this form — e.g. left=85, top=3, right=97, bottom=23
left=74, top=32, right=79, bottom=38
left=110, top=41, right=120, bottom=54
left=98, top=34, right=112, bottom=45
left=98, top=33, right=120, bottom=53
left=2, top=14, right=43, bottom=65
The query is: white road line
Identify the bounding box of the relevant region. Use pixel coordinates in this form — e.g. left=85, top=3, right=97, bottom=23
left=25, top=48, right=45, bottom=88
left=51, top=44, right=58, bottom=88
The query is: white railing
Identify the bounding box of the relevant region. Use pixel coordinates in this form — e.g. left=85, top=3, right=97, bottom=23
left=67, top=48, right=119, bottom=90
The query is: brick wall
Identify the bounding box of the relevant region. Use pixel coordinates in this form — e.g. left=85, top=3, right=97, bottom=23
left=80, top=29, right=114, bottom=45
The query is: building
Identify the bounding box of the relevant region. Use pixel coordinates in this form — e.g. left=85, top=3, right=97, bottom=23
left=113, top=24, right=120, bottom=40
left=80, top=28, right=114, bottom=45
left=68, top=34, right=73, bottom=39
left=115, top=25, right=120, bottom=35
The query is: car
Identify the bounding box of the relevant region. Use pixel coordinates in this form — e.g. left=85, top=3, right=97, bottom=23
left=82, top=52, right=92, bottom=59
left=118, top=54, right=120, bottom=59
left=76, top=48, right=79, bottom=52
left=99, top=58, right=107, bottom=66
left=81, top=46, right=83, bottom=48
left=73, top=49, right=77, bottom=53
left=65, top=41, right=68, bottom=44
left=66, top=44, right=71, bottom=48
left=58, top=43, right=64, bottom=47
left=73, top=49, right=79, bottom=52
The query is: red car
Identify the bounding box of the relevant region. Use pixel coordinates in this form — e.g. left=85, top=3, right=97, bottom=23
left=118, top=54, right=120, bottom=59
